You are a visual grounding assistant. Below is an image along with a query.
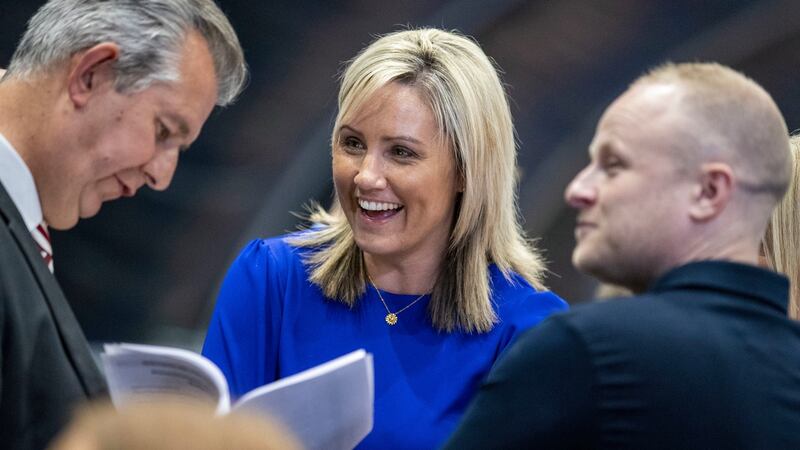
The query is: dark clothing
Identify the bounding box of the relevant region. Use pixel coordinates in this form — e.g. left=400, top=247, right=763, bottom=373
left=443, top=261, right=800, bottom=449
left=0, top=183, right=107, bottom=450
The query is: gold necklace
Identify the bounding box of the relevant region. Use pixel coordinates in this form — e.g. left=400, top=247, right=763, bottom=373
left=367, top=274, right=428, bottom=326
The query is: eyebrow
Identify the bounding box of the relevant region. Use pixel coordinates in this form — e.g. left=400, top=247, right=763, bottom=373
left=384, top=134, right=422, bottom=145
left=591, top=139, right=621, bottom=159
left=165, top=113, right=191, bottom=138
left=165, top=114, right=191, bottom=152
left=587, top=141, right=602, bottom=159
left=339, top=125, right=423, bottom=145
left=339, top=125, right=362, bottom=137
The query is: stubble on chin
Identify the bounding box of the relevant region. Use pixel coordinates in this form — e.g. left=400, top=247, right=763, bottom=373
left=572, top=252, right=596, bottom=279
left=572, top=242, right=614, bottom=283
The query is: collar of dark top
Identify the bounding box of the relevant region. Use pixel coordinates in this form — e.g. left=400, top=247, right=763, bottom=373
left=650, top=260, right=789, bottom=313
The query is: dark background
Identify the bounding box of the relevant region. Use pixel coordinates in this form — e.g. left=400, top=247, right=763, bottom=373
left=2, top=0, right=799, bottom=349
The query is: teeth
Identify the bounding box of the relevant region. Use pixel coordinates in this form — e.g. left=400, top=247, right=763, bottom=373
left=358, top=199, right=402, bottom=211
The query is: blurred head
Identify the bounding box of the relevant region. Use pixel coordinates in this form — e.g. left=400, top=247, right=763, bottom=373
left=332, top=28, right=519, bottom=265
left=48, top=399, right=300, bottom=450
left=565, top=62, right=790, bottom=292
left=762, top=135, right=800, bottom=319
left=3, top=0, right=247, bottom=229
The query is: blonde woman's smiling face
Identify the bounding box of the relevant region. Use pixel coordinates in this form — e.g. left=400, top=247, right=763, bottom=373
left=332, top=82, right=461, bottom=267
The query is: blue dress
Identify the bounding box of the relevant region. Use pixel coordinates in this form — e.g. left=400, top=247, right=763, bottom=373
left=202, top=235, right=567, bottom=449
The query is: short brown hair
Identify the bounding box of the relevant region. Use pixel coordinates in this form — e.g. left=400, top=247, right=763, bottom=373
left=631, top=62, right=791, bottom=202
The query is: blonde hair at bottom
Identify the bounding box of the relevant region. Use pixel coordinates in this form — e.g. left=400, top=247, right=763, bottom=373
left=48, top=397, right=301, bottom=450
left=763, top=135, right=800, bottom=320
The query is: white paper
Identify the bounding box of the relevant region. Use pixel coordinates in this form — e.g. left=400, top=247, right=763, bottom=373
left=101, top=343, right=231, bottom=415
left=101, top=344, right=375, bottom=449
left=234, top=350, right=374, bottom=450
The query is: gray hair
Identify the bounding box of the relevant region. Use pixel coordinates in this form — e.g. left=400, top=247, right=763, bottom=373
left=7, top=0, right=247, bottom=106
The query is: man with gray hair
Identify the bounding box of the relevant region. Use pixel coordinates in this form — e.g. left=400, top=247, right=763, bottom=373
left=0, top=1, right=246, bottom=448
left=443, top=63, right=800, bottom=448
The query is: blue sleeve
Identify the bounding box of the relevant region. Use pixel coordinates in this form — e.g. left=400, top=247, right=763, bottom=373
left=201, top=239, right=285, bottom=398
left=441, top=316, right=595, bottom=449
left=496, top=290, right=569, bottom=356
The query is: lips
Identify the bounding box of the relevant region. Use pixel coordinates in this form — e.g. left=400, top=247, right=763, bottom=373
left=114, top=175, right=135, bottom=198
left=574, top=221, right=596, bottom=239
left=357, top=198, right=404, bottom=221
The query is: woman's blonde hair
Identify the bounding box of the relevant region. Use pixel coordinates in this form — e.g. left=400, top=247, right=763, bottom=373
left=289, top=28, right=547, bottom=333
left=763, top=134, right=800, bottom=319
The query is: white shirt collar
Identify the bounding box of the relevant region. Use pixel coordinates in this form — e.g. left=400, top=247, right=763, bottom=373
left=0, top=132, right=43, bottom=232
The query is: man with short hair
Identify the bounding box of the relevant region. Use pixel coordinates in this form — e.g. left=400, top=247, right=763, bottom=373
left=0, top=1, right=246, bottom=448
left=442, top=63, right=800, bottom=449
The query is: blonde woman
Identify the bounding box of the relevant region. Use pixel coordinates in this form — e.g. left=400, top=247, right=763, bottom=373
left=202, top=28, right=566, bottom=448
left=763, top=134, right=800, bottom=319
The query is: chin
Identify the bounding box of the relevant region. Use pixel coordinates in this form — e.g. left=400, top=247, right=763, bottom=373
left=47, top=214, right=80, bottom=231
left=354, top=235, right=399, bottom=259
left=78, top=200, right=104, bottom=220
left=572, top=249, right=603, bottom=278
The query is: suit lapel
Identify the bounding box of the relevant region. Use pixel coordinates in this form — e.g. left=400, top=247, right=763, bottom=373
left=0, top=183, right=107, bottom=397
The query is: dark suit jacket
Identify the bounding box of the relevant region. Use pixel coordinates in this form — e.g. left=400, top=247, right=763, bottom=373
left=0, top=182, right=106, bottom=450
left=443, top=261, right=800, bottom=449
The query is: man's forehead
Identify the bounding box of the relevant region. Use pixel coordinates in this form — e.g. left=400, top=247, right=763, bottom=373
left=604, top=82, right=682, bottom=124
left=590, top=83, right=686, bottom=154
left=627, top=81, right=682, bottom=104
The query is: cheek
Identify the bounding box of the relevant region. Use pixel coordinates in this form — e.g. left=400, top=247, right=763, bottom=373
left=428, top=168, right=460, bottom=206
left=331, top=157, right=351, bottom=190
left=76, top=183, right=103, bottom=218
left=93, top=131, right=152, bottom=172
left=332, top=155, right=358, bottom=206
left=407, top=174, right=459, bottom=224
left=331, top=154, right=346, bottom=176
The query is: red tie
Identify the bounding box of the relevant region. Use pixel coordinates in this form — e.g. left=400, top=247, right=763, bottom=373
left=31, top=222, right=54, bottom=273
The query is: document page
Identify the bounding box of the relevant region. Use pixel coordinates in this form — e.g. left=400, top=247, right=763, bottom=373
left=234, top=349, right=374, bottom=450
left=102, top=343, right=231, bottom=414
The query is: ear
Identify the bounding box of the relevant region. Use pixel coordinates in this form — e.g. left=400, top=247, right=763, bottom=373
left=689, top=162, right=734, bottom=222
left=67, top=43, right=120, bottom=108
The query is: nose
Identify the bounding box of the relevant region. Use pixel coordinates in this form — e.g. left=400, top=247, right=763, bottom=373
left=564, top=166, right=597, bottom=209
left=353, top=153, right=387, bottom=191
left=143, top=147, right=180, bottom=191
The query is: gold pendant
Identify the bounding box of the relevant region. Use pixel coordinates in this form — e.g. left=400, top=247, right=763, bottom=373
left=385, top=313, right=398, bottom=325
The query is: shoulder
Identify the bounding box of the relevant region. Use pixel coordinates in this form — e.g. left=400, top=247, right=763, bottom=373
left=568, top=293, right=663, bottom=324
left=544, top=293, right=674, bottom=347
left=492, top=311, right=592, bottom=380
left=216, top=233, right=326, bottom=309
left=221, top=233, right=319, bottom=297
left=489, top=265, right=568, bottom=320
left=233, top=232, right=314, bottom=268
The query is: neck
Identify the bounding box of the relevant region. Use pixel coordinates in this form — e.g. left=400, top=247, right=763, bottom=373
left=619, top=228, right=761, bottom=295
left=676, top=220, right=761, bottom=268
left=364, top=250, right=442, bottom=295
left=676, top=241, right=759, bottom=268
left=639, top=234, right=760, bottom=292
